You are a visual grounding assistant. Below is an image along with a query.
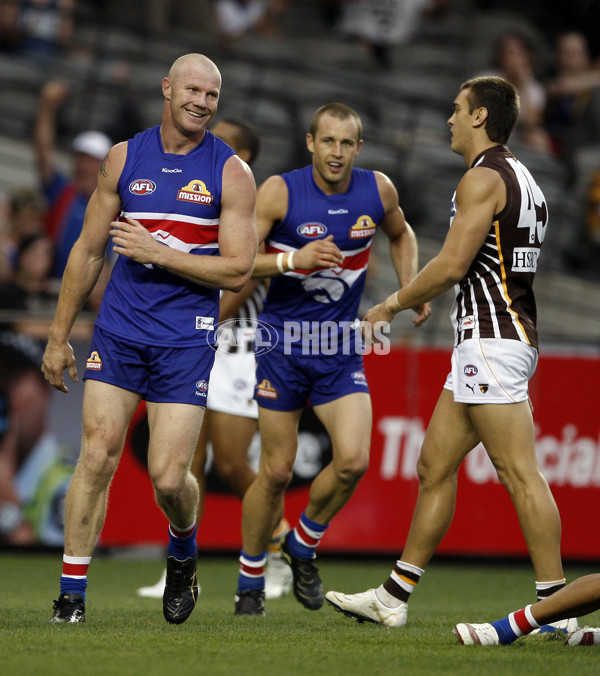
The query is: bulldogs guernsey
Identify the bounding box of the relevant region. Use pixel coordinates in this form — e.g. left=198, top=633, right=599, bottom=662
left=260, top=165, right=384, bottom=356
left=450, top=145, right=548, bottom=351
left=96, top=126, right=234, bottom=346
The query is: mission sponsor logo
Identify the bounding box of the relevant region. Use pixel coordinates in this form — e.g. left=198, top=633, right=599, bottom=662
left=256, top=379, right=278, bottom=399
left=177, top=180, right=214, bottom=204
left=129, top=179, right=156, bottom=195
left=86, top=350, right=103, bottom=371
left=349, top=215, right=376, bottom=239
left=297, top=222, right=327, bottom=238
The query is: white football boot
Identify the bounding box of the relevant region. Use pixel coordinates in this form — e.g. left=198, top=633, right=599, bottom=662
left=453, top=623, right=501, bottom=645
left=264, top=552, right=293, bottom=599
left=565, top=626, right=600, bottom=646
left=325, top=588, right=407, bottom=627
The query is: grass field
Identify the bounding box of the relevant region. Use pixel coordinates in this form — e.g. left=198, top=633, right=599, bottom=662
left=1, top=552, right=599, bottom=676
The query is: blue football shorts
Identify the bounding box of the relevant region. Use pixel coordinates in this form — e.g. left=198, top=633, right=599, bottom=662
left=254, top=349, right=369, bottom=411
left=83, top=326, right=215, bottom=406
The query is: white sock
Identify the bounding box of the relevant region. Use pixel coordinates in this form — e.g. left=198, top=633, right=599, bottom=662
left=376, top=584, right=406, bottom=608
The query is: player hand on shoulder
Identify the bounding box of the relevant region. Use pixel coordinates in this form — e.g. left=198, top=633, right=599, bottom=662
left=295, top=234, right=344, bottom=270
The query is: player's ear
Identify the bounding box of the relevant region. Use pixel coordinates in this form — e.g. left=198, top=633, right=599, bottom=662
left=306, top=133, right=315, bottom=153
left=473, top=106, right=488, bottom=128
left=162, top=77, right=172, bottom=101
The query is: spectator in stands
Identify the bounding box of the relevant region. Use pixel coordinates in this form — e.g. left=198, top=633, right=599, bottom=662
left=0, top=233, right=58, bottom=339
left=0, top=0, right=76, bottom=64
left=33, top=79, right=112, bottom=309
left=482, top=31, right=552, bottom=153
left=562, top=166, right=600, bottom=279
left=0, top=186, right=46, bottom=281
left=102, top=62, right=146, bottom=144
left=335, top=0, right=450, bottom=69
left=544, top=31, right=600, bottom=177
left=213, top=0, right=288, bottom=48
left=0, top=229, right=92, bottom=341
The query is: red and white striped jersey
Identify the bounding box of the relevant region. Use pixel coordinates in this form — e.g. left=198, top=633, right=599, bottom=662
left=96, top=126, right=235, bottom=347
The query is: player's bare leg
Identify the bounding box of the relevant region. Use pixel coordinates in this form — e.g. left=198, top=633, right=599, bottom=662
left=308, top=393, right=371, bottom=524
left=63, top=383, right=141, bottom=556
left=147, top=401, right=204, bottom=624
left=241, top=408, right=301, bottom=557
left=401, top=389, right=479, bottom=568
left=469, top=401, right=563, bottom=582
left=51, top=382, right=141, bottom=623
left=235, top=407, right=300, bottom=615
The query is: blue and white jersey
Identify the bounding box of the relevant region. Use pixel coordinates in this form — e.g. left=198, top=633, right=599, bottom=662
left=260, top=165, right=384, bottom=356
left=96, top=126, right=235, bottom=347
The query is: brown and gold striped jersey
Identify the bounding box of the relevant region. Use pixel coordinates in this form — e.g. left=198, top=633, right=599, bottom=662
left=450, top=145, right=548, bottom=351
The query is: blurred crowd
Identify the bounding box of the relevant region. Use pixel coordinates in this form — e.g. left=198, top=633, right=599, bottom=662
left=0, top=0, right=599, bottom=547
left=1, top=1, right=598, bottom=284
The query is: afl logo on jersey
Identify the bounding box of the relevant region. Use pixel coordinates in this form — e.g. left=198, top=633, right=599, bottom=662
left=464, top=364, right=478, bottom=377
left=129, top=179, right=156, bottom=195
left=349, top=215, right=376, bottom=239
left=177, top=180, right=214, bottom=205
left=297, top=222, right=327, bottom=238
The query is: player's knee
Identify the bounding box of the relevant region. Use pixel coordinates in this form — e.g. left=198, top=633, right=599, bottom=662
left=415, top=455, right=431, bottom=484
left=261, top=461, right=293, bottom=493
left=335, top=452, right=369, bottom=486
left=151, top=467, right=191, bottom=501
left=79, top=442, right=120, bottom=485
left=81, top=421, right=125, bottom=481
left=415, top=455, right=453, bottom=488
left=213, top=457, right=244, bottom=483
left=494, top=462, right=538, bottom=499
left=79, top=433, right=121, bottom=484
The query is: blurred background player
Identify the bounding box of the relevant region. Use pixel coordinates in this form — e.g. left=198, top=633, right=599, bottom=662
left=136, top=117, right=292, bottom=601
left=33, top=80, right=113, bottom=310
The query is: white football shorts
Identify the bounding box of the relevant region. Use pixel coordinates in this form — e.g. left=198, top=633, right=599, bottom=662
left=207, top=348, right=258, bottom=419
left=443, top=338, right=538, bottom=404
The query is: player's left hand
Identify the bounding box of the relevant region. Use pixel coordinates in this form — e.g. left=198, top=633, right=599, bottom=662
left=110, top=217, right=161, bottom=264
left=361, top=302, right=393, bottom=345
left=411, top=302, right=431, bottom=327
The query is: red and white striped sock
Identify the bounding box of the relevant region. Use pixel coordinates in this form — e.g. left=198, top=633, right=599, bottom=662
left=238, top=551, right=267, bottom=591
left=508, top=605, right=540, bottom=637
left=60, top=554, right=91, bottom=597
